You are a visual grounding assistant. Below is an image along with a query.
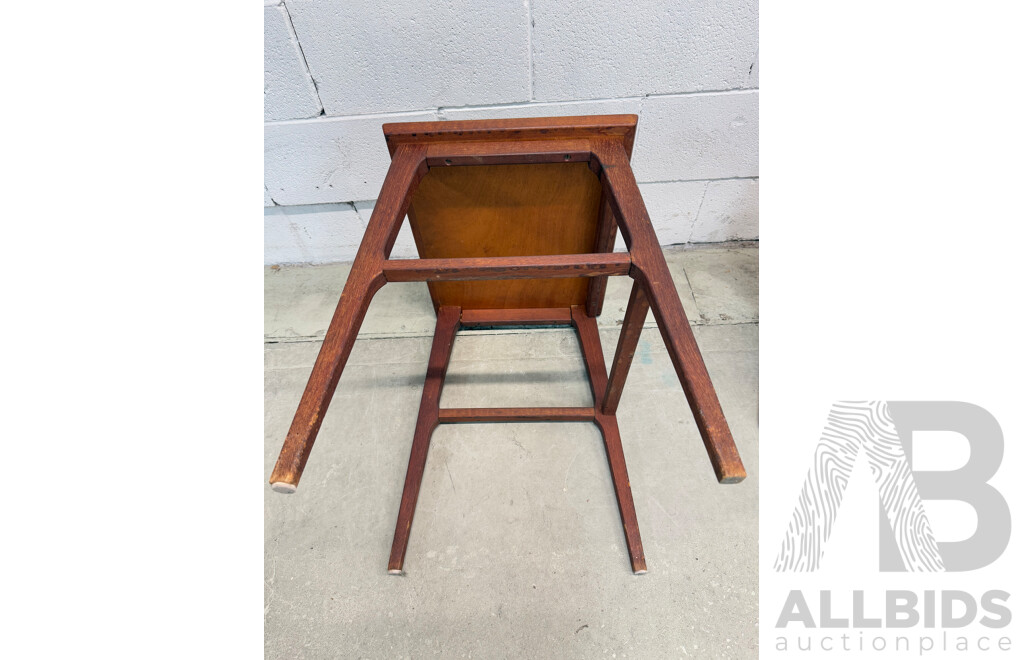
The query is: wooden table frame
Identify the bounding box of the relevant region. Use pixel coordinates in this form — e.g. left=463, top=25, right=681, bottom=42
left=269, top=115, right=746, bottom=575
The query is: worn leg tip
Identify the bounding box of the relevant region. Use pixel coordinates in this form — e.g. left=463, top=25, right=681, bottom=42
left=387, top=569, right=404, bottom=576
left=271, top=482, right=297, bottom=494
left=719, top=474, right=746, bottom=485
left=633, top=568, right=648, bottom=575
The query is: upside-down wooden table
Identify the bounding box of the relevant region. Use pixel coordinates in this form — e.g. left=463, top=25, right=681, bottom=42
left=270, top=115, right=746, bottom=575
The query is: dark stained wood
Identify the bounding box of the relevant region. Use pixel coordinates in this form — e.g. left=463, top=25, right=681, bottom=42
left=438, top=407, right=595, bottom=423
left=571, top=306, right=647, bottom=574
left=602, top=280, right=650, bottom=415
left=383, top=115, right=638, bottom=158
left=425, top=139, right=592, bottom=167
left=272, top=116, right=745, bottom=574
left=407, top=162, right=604, bottom=310
left=388, top=306, right=461, bottom=575
left=383, top=253, right=631, bottom=283
left=592, top=139, right=746, bottom=485
left=586, top=193, right=620, bottom=317
left=459, top=307, right=572, bottom=327
left=269, top=144, right=427, bottom=492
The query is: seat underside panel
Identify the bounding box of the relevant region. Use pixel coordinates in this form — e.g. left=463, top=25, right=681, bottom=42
left=407, top=162, right=603, bottom=310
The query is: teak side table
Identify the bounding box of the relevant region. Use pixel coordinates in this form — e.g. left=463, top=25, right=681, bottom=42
left=269, top=115, right=746, bottom=575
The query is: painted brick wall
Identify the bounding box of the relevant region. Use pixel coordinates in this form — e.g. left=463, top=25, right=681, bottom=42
left=264, top=0, right=758, bottom=264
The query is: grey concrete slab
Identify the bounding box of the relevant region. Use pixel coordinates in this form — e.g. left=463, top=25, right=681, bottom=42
left=265, top=263, right=437, bottom=341
left=600, top=254, right=702, bottom=331
left=265, top=320, right=758, bottom=658
left=264, top=243, right=758, bottom=343
left=678, top=246, right=759, bottom=325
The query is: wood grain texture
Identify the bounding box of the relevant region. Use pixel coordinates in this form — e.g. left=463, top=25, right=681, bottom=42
left=388, top=306, right=461, bottom=574
left=592, top=139, right=746, bottom=484
left=270, top=144, right=427, bottom=490
left=438, top=407, right=595, bottom=423
left=383, top=114, right=638, bottom=158
left=602, top=280, right=649, bottom=415
left=408, top=162, right=604, bottom=309
left=586, top=194, right=620, bottom=316
left=425, top=139, right=592, bottom=167
left=571, top=306, right=647, bottom=574
left=383, top=253, right=631, bottom=283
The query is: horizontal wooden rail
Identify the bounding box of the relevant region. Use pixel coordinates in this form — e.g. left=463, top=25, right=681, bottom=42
left=438, top=407, right=596, bottom=423
left=383, top=253, right=631, bottom=283
left=459, top=308, right=572, bottom=327
left=425, top=139, right=593, bottom=167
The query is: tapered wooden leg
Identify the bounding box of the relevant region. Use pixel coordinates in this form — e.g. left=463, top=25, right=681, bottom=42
left=388, top=306, right=461, bottom=574
left=634, top=265, right=745, bottom=483
left=593, top=139, right=746, bottom=484
left=571, top=306, right=647, bottom=574
left=269, top=145, right=427, bottom=492
left=602, top=280, right=649, bottom=415
left=593, top=415, right=646, bottom=574
left=269, top=271, right=385, bottom=493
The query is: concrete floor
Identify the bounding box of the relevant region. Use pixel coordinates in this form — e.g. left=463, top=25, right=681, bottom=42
left=265, top=243, right=758, bottom=659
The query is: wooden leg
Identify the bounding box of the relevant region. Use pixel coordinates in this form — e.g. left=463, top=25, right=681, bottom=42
left=602, top=280, right=649, bottom=415
left=593, top=415, right=646, bottom=574
left=571, top=306, right=647, bottom=574
left=586, top=194, right=618, bottom=316
left=269, top=144, right=427, bottom=492
left=388, top=306, right=461, bottom=574
left=634, top=265, right=745, bottom=483
left=269, top=270, right=385, bottom=492
left=593, top=139, right=746, bottom=484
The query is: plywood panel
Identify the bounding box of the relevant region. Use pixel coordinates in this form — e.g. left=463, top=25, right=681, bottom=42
left=407, top=162, right=603, bottom=309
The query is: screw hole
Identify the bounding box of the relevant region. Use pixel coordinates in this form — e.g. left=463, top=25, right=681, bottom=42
left=564, top=154, right=571, bottom=160
left=444, top=159, right=452, bottom=165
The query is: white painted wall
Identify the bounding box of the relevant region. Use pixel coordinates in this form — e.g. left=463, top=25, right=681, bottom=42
left=264, top=0, right=758, bottom=264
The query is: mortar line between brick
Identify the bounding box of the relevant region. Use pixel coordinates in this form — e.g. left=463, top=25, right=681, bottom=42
left=647, top=87, right=758, bottom=99
left=434, top=87, right=757, bottom=114
left=265, top=88, right=759, bottom=125
left=642, top=175, right=759, bottom=186
left=281, top=1, right=325, bottom=115
left=436, top=96, right=644, bottom=117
